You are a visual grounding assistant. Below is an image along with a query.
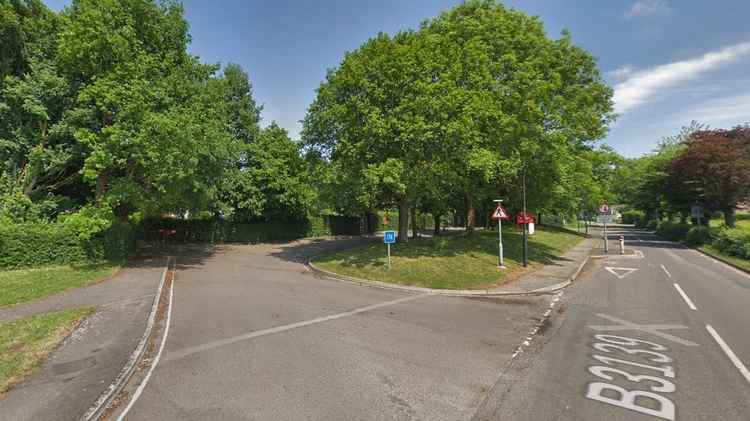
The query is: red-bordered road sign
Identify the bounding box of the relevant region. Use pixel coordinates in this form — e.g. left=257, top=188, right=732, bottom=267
left=491, top=204, right=511, bottom=220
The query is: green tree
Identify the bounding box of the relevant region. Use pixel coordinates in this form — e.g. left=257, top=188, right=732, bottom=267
left=303, top=0, right=614, bottom=240
left=57, top=0, right=238, bottom=220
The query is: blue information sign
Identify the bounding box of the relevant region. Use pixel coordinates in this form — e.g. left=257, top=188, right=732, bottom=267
left=383, top=230, right=397, bottom=244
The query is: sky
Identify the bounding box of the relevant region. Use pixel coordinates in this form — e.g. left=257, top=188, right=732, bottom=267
left=44, top=0, right=750, bottom=157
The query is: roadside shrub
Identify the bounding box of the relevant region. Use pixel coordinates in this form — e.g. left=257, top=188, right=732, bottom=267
left=621, top=210, right=645, bottom=226
left=137, top=215, right=363, bottom=244
left=711, top=231, right=750, bottom=259
left=0, top=221, right=135, bottom=269
left=656, top=221, right=690, bottom=241
left=646, top=220, right=659, bottom=231
left=685, top=226, right=711, bottom=246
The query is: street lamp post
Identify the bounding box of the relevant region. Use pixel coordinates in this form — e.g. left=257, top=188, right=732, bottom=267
left=522, top=167, right=528, bottom=268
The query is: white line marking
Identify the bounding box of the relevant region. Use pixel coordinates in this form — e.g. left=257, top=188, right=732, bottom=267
left=706, top=325, right=750, bottom=385
left=165, top=293, right=430, bottom=362
left=117, top=272, right=174, bottom=421
left=605, top=267, right=639, bottom=279
left=589, top=313, right=698, bottom=346
left=672, top=283, right=697, bottom=310
left=660, top=264, right=672, bottom=278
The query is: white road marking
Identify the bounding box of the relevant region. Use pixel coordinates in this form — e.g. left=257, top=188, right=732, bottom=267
left=164, top=293, right=430, bottom=362
left=117, top=268, right=175, bottom=421
left=588, top=313, right=698, bottom=346
left=705, top=325, right=750, bottom=385
left=672, top=284, right=697, bottom=310
left=660, top=264, right=672, bottom=278
left=605, top=267, right=639, bottom=279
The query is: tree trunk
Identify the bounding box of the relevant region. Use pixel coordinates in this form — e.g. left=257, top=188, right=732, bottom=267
left=398, top=198, right=409, bottom=243
left=465, top=194, right=475, bottom=232
left=724, top=207, right=736, bottom=228
left=433, top=213, right=441, bottom=236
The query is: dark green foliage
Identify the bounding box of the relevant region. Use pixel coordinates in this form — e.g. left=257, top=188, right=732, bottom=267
left=0, top=221, right=134, bottom=268
left=711, top=231, right=750, bottom=259
left=136, top=216, right=362, bottom=244
left=655, top=221, right=691, bottom=241
left=685, top=226, right=711, bottom=246
left=620, top=210, right=645, bottom=226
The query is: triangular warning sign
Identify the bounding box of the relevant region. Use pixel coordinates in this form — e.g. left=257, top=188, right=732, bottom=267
left=492, top=205, right=509, bottom=220
left=605, top=267, right=638, bottom=279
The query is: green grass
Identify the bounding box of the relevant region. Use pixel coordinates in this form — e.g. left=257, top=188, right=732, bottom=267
left=700, top=245, right=750, bottom=273
left=708, top=212, right=750, bottom=235
left=313, top=226, right=584, bottom=289
left=0, top=263, right=119, bottom=307
left=0, top=307, right=95, bottom=395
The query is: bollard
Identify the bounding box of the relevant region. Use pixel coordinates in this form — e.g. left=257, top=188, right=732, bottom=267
left=619, top=235, right=625, bottom=255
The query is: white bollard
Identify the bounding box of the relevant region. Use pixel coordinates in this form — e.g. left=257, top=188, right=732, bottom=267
left=619, top=235, right=625, bottom=255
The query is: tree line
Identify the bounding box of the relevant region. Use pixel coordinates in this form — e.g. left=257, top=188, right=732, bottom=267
left=1, top=0, right=312, bottom=236
left=615, top=122, right=750, bottom=228
left=2, top=0, right=620, bottom=243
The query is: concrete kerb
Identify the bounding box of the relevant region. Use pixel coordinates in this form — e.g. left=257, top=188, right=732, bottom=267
left=306, top=254, right=591, bottom=297
left=79, top=256, right=174, bottom=421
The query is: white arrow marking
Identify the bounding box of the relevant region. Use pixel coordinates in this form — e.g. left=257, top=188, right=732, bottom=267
left=605, top=266, right=639, bottom=279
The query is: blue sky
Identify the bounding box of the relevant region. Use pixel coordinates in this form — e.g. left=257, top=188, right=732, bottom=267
left=44, top=0, right=750, bottom=157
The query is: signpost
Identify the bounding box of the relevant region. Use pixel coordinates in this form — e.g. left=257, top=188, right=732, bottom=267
left=383, top=230, right=396, bottom=269
left=491, top=200, right=511, bottom=269
left=691, top=205, right=702, bottom=226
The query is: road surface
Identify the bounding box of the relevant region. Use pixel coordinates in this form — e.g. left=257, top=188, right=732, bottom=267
left=479, top=225, right=750, bottom=420
left=118, top=239, right=554, bottom=421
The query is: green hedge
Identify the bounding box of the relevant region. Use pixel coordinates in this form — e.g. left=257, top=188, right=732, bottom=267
left=651, top=221, right=750, bottom=260
left=711, top=230, right=750, bottom=259
left=0, top=221, right=135, bottom=269
left=137, top=215, right=363, bottom=244
left=656, top=222, right=691, bottom=241
left=621, top=210, right=645, bottom=226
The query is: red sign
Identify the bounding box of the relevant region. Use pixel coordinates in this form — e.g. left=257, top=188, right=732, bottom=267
left=491, top=204, right=510, bottom=221
left=515, top=212, right=535, bottom=225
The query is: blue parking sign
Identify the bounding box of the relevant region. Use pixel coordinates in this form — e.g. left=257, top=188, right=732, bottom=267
left=384, top=230, right=396, bottom=244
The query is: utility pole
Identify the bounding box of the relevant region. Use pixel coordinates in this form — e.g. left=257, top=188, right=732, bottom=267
left=522, top=166, right=528, bottom=268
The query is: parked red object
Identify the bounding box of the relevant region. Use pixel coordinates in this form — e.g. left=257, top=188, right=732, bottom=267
left=515, top=212, right=535, bottom=225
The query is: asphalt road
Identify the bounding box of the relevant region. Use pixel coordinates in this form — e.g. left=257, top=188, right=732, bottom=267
left=120, top=239, right=554, bottom=421
left=479, top=226, right=750, bottom=421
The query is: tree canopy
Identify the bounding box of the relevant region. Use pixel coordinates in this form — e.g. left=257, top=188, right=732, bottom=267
left=302, top=0, right=614, bottom=240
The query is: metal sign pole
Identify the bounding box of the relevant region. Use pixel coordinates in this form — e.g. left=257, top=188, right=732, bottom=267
left=493, top=199, right=506, bottom=269
left=387, top=243, right=391, bottom=269
left=498, top=219, right=505, bottom=268
left=604, top=221, right=609, bottom=253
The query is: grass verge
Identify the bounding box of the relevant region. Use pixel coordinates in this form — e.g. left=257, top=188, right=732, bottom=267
left=0, top=307, right=95, bottom=396
left=0, top=263, right=120, bottom=307
left=699, top=245, right=750, bottom=273
left=313, top=226, right=584, bottom=289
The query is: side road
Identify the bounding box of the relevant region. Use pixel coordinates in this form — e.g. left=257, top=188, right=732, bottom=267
left=109, top=237, right=589, bottom=421
left=0, top=257, right=168, bottom=421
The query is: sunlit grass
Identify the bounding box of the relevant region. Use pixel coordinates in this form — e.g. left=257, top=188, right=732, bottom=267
left=313, top=226, right=584, bottom=289
left=0, top=307, right=94, bottom=395
left=0, top=263, right=119, bottom=307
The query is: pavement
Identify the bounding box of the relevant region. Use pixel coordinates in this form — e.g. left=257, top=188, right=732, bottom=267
left=477, top=225, right=750, bottom=420
left=0, top=256, right=168, bottom=421
left=111, top=236, right=585, bottom=421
